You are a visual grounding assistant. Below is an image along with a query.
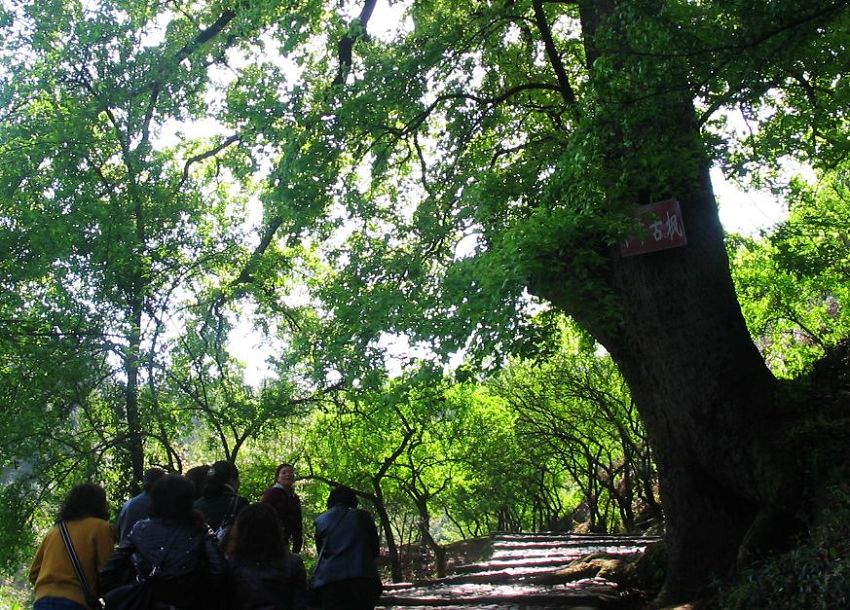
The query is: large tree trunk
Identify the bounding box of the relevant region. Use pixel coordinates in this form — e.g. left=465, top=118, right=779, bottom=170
left=526, top=3, right=802, bottom=602
left=531, top=164, right=799, bottom=602
left=604, top=167, right=781, bottom=600
left=531, top=163, right=800, bottom=601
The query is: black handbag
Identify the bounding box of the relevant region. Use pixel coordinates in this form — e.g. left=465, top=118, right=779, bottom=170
left=57, top=520, right=101, bottom=609
left=99, top=578, right=154, bottom=610
left=100, top=529, right=180, bottom=610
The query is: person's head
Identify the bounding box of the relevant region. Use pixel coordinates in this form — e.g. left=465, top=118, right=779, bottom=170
left=185, top=464, right=210, bottom=499
left=275, top=463, right=296, bottom=489
left=204, top=460, right=239, bottom=497
left=142, top=467, right=166, bottom=493
left=58, top=483, right=109, bottom=522
left=149, top=474, right=196, bottom=524
left=327, top=485, right=358, bottom=510
left=226, top=502, right=287, bottom=564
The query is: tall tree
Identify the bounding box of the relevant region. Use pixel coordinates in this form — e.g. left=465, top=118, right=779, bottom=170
left=271, top=0, right=850, bottom=602
left=0, top=0, right=325, bottom=508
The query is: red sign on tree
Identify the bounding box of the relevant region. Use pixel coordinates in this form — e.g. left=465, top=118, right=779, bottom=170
left=620, top=198, right=687, bottom=257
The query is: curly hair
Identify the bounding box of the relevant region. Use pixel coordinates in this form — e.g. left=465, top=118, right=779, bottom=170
left=58, top=483, right=109, bottom=522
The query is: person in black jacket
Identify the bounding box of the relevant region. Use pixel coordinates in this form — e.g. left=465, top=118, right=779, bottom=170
left=226, top=502, right=307, bottom=610
left=194, top=460, right=249, bottom=535
left=99, top=474, right=228, bottom=610
left=311, top=486, right=382, bottom=610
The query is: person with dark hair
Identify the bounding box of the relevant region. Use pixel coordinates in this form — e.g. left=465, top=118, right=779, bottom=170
left=194, top=460, right=249, bottom=536
left=226, top=503, right=308, bottom=610
left=117, top=466, right=166, bottom=542
left=310, top=486, right=382, bottom=610
left=185, top=464, right=210, bottom=500
left=99, top=474, right=228, bottom=609
left=29, top=483, right=114, bottom=610
left=261, top=463, right=303, bottom=553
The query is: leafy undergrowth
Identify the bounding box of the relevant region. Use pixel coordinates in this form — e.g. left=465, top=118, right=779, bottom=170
left=713, top=341, right=850, bottom=610
left=716, top=482, right=850, bottom=609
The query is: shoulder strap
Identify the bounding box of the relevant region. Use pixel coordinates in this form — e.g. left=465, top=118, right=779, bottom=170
left=57, top=521, right=96, bottom=603
left=224, top=495, right=239, bottom=523
left=147, top=527, right=183, bottom=577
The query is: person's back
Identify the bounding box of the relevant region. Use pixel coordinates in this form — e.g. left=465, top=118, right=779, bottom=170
left=194, top=460, right=248, bottom=532
left=100, top=475, right=228, bottom=610
left=228, top=555, right=306, bottom=610
left=29, top=484, right=114, bottom=610
left=312, top=506, right=380, bottom=587
left=125, top=518, right=220, bottom=597
left=311, top=486, right=381, bottom=610
left=117, top=467, right=165, bottom=542
left=226, top=503, right=307, bottom=610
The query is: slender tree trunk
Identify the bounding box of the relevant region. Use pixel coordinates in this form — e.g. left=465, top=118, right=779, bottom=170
left=124, top=296, right=145, bottom=493
left=124, top=152, right=147, bottom=493
left=372, top=480, right=403, bottom=582
left=414, top=495, right=447, bottom=578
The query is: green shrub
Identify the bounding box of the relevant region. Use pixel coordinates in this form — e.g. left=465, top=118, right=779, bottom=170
left=720, top=546, right=848, bottom=610
left=719, top=483, right=850, bottom=610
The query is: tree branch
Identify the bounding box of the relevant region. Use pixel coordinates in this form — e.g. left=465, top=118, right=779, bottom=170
left=176, top=133, right=241, bottom=193
left=531, top=0, right=579, bottom=109
left=334, top=0, right=379, bottom=86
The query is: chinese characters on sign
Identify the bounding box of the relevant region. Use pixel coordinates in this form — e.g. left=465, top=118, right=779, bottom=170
left=620, top=198, right=687, bottom=257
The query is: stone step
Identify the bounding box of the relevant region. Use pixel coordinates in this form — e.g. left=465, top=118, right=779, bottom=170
left=492, top=537, right=659, bottom=550
left=492, top=532, right=656, bottom=539
left=378, top=532, right=654, bottom=610
left=451, top=551, right=644, bottom=576
left=378, top=578, right=622, bottom=608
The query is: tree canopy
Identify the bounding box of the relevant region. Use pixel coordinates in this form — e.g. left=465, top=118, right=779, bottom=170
left=2, top=0, right=850, bottom=605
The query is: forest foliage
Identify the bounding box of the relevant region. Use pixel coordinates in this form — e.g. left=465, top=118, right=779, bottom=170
left=2, top=0, right=850, bottom=605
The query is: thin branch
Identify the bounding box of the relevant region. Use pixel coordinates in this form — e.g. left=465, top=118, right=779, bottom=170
left=174, top=9, right=238, bottom=66
left=175, top=133, right=241, bottom=192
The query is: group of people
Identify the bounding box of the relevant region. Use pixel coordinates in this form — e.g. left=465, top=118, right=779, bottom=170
left=29, top=461, right=382, bottom=610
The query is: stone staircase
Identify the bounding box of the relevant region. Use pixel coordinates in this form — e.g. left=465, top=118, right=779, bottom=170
left=378, top=532, right=660, bottom=609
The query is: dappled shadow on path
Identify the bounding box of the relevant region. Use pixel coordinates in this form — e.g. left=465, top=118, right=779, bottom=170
left=379, top=532, right=660, bottom=609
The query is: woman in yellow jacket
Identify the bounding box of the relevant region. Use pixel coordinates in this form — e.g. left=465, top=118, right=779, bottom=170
left=29, top=483, right=114, bottom=610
